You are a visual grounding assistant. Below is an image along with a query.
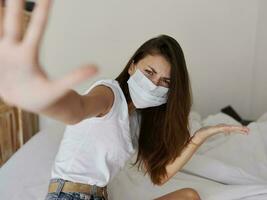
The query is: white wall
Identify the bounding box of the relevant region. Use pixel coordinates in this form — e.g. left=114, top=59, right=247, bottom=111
left=250, top=0, right=267, bottom=120
left=38, top=0, right=265, bottom=129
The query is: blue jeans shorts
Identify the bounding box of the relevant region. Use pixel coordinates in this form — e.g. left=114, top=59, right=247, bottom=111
left=44, top=178, right=107, bottom=200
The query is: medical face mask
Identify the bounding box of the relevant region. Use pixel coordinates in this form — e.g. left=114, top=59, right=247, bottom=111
left=127, top=68, right=169, bottom=108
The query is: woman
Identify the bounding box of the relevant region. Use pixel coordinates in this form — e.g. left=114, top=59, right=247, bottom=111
left=0, top=0, right=249, bottom=200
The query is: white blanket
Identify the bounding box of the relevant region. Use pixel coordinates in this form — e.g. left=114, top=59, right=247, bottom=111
left=0, top=111, right=267, bottom=200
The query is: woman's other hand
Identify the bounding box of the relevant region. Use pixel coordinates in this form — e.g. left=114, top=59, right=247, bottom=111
left=191, top=124, right=250, bottom=145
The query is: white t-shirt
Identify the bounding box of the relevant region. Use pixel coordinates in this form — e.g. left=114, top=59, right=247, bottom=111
left=51, top=79, right=141, bottom=187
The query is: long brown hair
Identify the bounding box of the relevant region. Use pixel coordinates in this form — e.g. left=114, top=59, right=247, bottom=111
left=115, top=35, right=193, bottom=185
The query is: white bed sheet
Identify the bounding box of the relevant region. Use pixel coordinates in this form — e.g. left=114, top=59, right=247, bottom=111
left=0, top=111, right=266, bottom=200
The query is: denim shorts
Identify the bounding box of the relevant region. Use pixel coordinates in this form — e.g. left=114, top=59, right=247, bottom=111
left=44, top=178, right=107, bottom=200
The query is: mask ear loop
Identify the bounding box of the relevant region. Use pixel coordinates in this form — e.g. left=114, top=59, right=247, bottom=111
left=134, top=66, right=138, bottom=73
left=131, top=60, right=138, bottom=74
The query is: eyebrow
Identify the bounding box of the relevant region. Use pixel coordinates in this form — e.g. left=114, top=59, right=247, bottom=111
left=147, top=65, right=170, bottom=80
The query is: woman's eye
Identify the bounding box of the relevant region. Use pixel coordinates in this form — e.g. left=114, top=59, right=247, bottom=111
left=163, top=80, right=170, bottom=87
left=145, top=70, right=153, bottom=75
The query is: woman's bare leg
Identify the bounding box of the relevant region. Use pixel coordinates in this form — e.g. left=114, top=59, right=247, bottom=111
left=154, top=188, right=201, bottom=200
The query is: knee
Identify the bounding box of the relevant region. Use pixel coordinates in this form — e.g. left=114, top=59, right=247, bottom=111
left=182, top=188, right=201, bottom=200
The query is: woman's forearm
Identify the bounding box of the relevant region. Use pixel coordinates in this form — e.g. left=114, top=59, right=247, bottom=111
left=160, top=136, right=205, bottom=185
left=159, top=125, right=249, bottom=185
left=39, top=89, right=84, bottom=125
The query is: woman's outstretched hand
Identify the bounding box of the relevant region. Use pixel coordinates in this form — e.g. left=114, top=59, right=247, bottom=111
left=0, top=0, right=98, bottom=113
left=191, top=124, right=250, bottom=145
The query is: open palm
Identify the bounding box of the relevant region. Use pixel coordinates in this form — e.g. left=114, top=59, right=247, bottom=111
left=0, top=0, right=97, bottom=113
left=192, top=124, right=250, bottom=145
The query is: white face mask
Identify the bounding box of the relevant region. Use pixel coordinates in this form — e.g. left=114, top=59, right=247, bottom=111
left=127, top=68, right=169, bottom=108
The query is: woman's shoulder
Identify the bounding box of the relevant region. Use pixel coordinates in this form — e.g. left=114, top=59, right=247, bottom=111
left=88, top=79, right=123, bottom=98
left=83, top=79, right=128, bottom=120
left=82, top=79, right=119, bottom=95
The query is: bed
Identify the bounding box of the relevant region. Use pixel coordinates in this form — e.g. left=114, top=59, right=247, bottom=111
left=0, top=111, right=267, bottom=200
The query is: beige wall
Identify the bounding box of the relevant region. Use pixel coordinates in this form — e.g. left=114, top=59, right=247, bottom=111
left=250, top=0, right=267, bottom=120
left=36, top=0, right=266, bottom=129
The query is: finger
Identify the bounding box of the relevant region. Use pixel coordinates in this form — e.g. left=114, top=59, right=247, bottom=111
left=224, top=131, right=231, bottom=136
left=0, top=0, right=4, bottom=37
left=221, top=126, right=249, bottom=135
left=3, top=0, right=24, bottom=41
left=229, top=126, right=249, bottom=132
left=53, top=65, right=99, bottom=91
left=217, top=124, right=248, bottom=130
left=23, top=0, right=52, bottom=48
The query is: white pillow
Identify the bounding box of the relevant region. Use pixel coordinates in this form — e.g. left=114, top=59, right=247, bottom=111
left=202, top=112, right=242, bottom=127
left=196, top=112, right=242, bottom=154
left=188, top=110, right=202, bottom=137
left=189, top=110, right=202, bottom=122
left=257, top=112, right=267, bottom=122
